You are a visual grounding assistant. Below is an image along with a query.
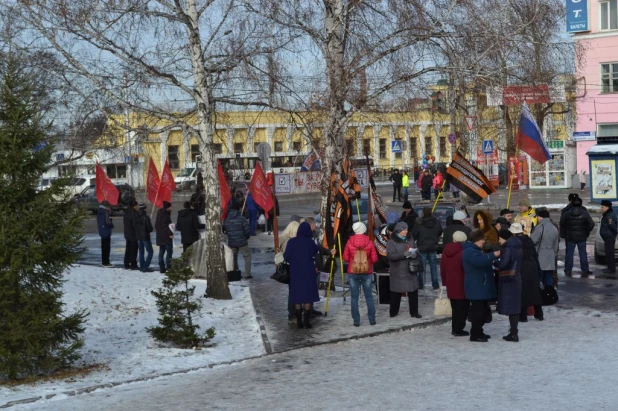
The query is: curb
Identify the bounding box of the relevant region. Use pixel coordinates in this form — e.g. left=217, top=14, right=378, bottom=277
left=1, top=318, right=449, bottom=409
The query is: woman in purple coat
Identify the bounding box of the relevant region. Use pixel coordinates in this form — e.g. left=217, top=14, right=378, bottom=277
left=284, top=222, right=320, bottom=329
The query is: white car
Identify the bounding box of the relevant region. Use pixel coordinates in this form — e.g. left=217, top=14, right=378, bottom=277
left=594, top=225, right=618, bottom=264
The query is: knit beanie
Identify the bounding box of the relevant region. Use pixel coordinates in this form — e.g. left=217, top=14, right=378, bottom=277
left=353, top=222, right=367, bottom=235
left=394, top=222, right=408, bottom=233
left=452, top=231, right=467, bottom=243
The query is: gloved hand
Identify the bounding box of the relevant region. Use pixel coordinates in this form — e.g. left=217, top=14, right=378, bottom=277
left=403, top=250, right=413, bottom=258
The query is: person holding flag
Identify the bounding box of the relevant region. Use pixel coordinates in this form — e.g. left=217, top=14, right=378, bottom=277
left=95, top=163, right=119, bottom=267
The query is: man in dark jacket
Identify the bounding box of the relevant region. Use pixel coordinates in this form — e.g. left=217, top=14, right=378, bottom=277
left=399, top=201, right=416, bottom=235
left=443, top=210, right=471, bottom=245
left=600, top=200, right=617, bottom=274
left=155, top=201, right=174, bottom=273
left=176, top=201, right=201, bottom=253
left=389, top=169, right=403, bottom=202
left=223, top=203, right=252, bottom=279
left=499, top=208, right=514, bottom=229
left=123, top=201, right=139, bottom=270
left=559, top=197, right=594, bottom=276
left=420, top=170, right=433, bottom=200
left=134, top=202, right=154, bottom=272
left=97, top=201, right=114, bottom=268
left=412, top=207, right=443, bottom=290
left=561, top=193, right=586, bottom=217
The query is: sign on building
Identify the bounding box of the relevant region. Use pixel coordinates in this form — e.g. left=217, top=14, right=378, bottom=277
left=573, top=131, right=596, bottom=142
left=391, top=140, right=402, bottom=153
left=566, top=0, right=588, bottom=33
left=483, top=140, right=494, bottom=154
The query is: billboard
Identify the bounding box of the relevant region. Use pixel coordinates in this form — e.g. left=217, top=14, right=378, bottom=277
left=566, top=0, right=588, bottom=33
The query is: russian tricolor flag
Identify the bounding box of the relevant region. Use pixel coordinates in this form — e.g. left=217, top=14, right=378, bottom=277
left=516, top=103, right=551, bottom=164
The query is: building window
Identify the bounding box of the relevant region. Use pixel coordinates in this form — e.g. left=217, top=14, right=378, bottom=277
left=168, top=145, right=180, bottom=169
left=409, top=137, right=417, bottom=160
left=106, top=164, right=127, bottom=179
left=379, top=139, right=386, bottom=159
left=58, top=165, right=77, bottom=176
left=600, top=0, right=618, bottom=31
left=395, top=139, right=402, bottom=159
left=363, top=139, right=371, bottom=156
left=439, top=137, right=447, bottom=157
left=425, top=136, right=433, bottom=156
left=598, top=123, right=618, bottom=137
left=274, top=141, right=283, bottom=152
left=213, top=143, right=222, bottom=154
left=292, top=141, right=301, bottom=152
left=601, top=63, right=618, bottom=93
left=191, top=144, right=201, bottom=163
left=345, top=139, right=354, bottom=156
left=233, top=143, right=244, bottom=153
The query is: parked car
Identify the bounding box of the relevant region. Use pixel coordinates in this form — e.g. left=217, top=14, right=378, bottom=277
left=37, top=177, right=57, bottom=192
left=74, top=184, right=136, bottom=215
left=67, top=176, right=96, bottom=197
left=594, top=223, right=618, bottom=265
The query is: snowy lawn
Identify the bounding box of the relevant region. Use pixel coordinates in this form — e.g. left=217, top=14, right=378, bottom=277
left=0, top=265, right=265, bottom=407
left=29, top=307, right=618, bottom=411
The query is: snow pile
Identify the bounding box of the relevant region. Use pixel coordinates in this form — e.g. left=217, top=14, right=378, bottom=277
left=1, top=265, right=264, bottom=407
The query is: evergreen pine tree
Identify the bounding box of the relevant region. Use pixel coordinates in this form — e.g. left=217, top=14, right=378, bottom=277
left=148, top=252, right=215, bottom=348
left=0, top=53, right=87, bottom=381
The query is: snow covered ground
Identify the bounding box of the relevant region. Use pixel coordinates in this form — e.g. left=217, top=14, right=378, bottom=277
left=1, top=265, right=265, bottom=408
left=13, top=307, right=618, bottom=410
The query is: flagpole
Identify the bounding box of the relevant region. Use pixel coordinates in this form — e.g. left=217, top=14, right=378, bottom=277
left=506, top=143, right=519, bottom=210
left=431, top=178, right=447, bottom=213
left=337, top=233, right=346, bottom=302
left=271, top=170, right=279, bottom=253
left=355, top=198, right=361, bottom=223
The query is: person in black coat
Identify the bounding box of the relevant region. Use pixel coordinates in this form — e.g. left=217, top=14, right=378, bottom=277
left=443, top=211, right=471, bottom=245
left=123, top=201, right=139, bottom=270
left=600, top=200, right=617, bottom=274
left=411, top=207, right=443, bottom=290
left=495, top=229, right=523, bottom=342
left=512, top=227, right=544, bottom=322
left=389, top=169, right=403, bottom=202
left=223, top=203, right=252, bottom=279
left=176, top=201, right=200, bottom=253
left=559, top=197, right=594, bottom=276
left=134, top=202, right=154, bottom=272
left=420, top=170, right=433, bottom=200
left=400, top=201, right=417, bottom=235
left=155, top=201, right=174, bottom=273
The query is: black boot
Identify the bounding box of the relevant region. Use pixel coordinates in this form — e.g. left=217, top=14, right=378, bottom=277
left=303, top=310, right=312, bottom=329
left=295, top=309, right=303, bottom=329
left=503, top=330, right=519, bottom=342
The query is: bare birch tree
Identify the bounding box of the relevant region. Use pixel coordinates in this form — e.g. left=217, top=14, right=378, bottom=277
left=12, top=0, right=277, bottom=299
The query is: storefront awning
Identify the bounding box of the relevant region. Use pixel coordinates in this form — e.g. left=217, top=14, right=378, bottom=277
left=586, top=144, right=618, bottom=156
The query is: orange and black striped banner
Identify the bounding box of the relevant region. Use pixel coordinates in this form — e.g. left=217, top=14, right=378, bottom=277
left=446, top=152, right=496, bottom=203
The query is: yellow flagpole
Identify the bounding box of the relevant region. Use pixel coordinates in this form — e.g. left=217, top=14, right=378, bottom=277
left=432, top=178, right=448, bottom=213
left=506, top=143, right=519, bottom=210
left=355, top=198, right=361, bottom=223
left=337, top=233, right=346, bottom=301
left=324, top=248, right=336, bottom=317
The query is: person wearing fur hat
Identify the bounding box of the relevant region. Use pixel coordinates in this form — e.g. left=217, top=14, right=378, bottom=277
left=343, top=222, right=379, bottom=326
left=440, top=231, right=470, bottom=336
left=155, top=201, right=174, bottom=273
left=387, top=222, right=422, bottom=318
left=600, top=200, right=617, bottom=274
left=472, top=210, right=499, bottom=252
left=514, top=198, right=537, bottom=233
left=495, top=229, right=523, bottom=342
left=443, top=210, right=471, bottom=245
left=462, top=229, right=500, bottom=342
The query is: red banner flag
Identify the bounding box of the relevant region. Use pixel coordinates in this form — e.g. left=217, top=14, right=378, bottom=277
left=248, top=161, right=273, bottom=216
left=218, top=161, right=232, bottom=220
left=155, top=160, right=176, bottom=208
left=95, top=163, right=119, bottom=205
left=147, top=158, right=161, bottom=206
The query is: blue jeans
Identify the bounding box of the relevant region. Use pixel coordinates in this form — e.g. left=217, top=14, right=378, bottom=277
left=403, top=187, right=409, bottom=198
left=248, top=210, right=258, bottom=236
left=418, top=252, right=439, bottom=288
left=138, top=240, right=153, bottom=271
left=158, top=243, right=173, bottom=270
left=348, top=274, right=375, bottom=325
left=565, top=241, right=589, bottom=273
left=541, top=270, right=554, bottom=287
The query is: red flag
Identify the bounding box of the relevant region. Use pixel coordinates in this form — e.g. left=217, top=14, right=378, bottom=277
left=218, top=161, right=232, bottom=219
left=248, top=162, right=274, bottom=217
left=147, top=158, right=161, bottom=206
left=155, top=160, right=176, bottom=208
left=95, top=163, right=119, bottom=205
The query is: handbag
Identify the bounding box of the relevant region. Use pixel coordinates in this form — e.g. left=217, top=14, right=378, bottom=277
left=271, top=262, right=290, bottom=284
left=540, top=285, right=559, bottom=306
left=434, top=288, right=452, bottom=317
left=408, top=254, right=423, bottom=274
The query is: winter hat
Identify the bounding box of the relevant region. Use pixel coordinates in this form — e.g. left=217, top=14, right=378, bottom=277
left=469, top=229, right=485, bottom=243
left=508, top=223, right=524, bottom=234
left=601, top=200, right=613, bottom=208
left=453, top=211, right=466, bottom=221
left=386, top=211, right=400, bottom=225
left=518, top=198, right=530, bottom=207
left=498, top=229, right=513, bottom=240
left=572, top=197, right=583, bottom=207
left=387, top=223, right=397, bottom=233
left=500, top=208, right=514, bottom=216
left=452, top=231, right=467, bottom=243
left=163, top=201, right=172, bottom=209
left=536, top=208, right=550, bottom=219
left=568, top=193, right=580, bottom=202
left=494, top=217, right=508, bottom=226
left=394, top=222, right=408, bottom=233
left=402, top=200, right=412, bottom=210
left=352, top=222, right=367, bottom=235
left=138, top=202, right=147, bottom=210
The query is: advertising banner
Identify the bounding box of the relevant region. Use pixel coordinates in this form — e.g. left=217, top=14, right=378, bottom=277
left=566, top=0, right=588, bottom=33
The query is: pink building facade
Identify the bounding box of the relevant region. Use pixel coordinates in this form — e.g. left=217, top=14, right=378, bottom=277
left=572, top=0, right=618, bottom=175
